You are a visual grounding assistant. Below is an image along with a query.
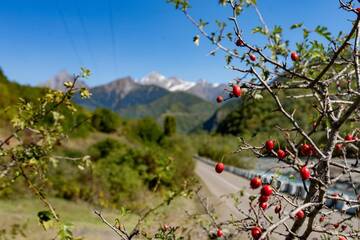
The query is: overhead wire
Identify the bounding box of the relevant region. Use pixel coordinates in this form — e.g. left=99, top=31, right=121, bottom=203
left=75, top=0, right=98, bottom=72
left=55, top=0, right=84, bottom=67
left=107, top=0, right=118, bottom=76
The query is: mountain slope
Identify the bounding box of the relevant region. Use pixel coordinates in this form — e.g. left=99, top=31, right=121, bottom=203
left=119, top=91, right=216, bottom=132
left=74, top=76, right=169, bottom=110
left=202, top=99, right=241, bottom=132
left=73, top=76, right=216, bottom=132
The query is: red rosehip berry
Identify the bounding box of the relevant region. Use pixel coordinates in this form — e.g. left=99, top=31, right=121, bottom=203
left=251, top=226, right=262, bottom=240
left=339, top=236, right=347, bottom=240
left=319, top=215, right=325, bottom=222
left=334, top=223, right=340, bottom=229
left=300, top=143, right=312, bottom=156
left=215, top=162, right=224, bottom=174
left=277, top=149, right=286, bottom=159
left=259, top=202, right=268, bottom=210
left=335, top=144, right=343, bottom=151
left=217, top=228, right=223, bottom=237
left=250, top=177, right=262, bottom=189
left=300, top=166, right=311, bottom=180
left=344, top=134, right=354, bottom=141
left=216, top=96, right=224, bottom=103
left=356, top=8, right=360, bottom=13
left=295, top=210, right=305, bottom=220
left=232, top=85, right=242, bottom=97
left=258, top=195, right=269, bottom=203
left=265, top=140, right=275, bottom=152
left=235, top=38, right=244, bottom=47
left=261, top=185, right=273, bottom=196
left=249, top=54, right=256, bottom=61
left=290, top=51, right=300, bottom=61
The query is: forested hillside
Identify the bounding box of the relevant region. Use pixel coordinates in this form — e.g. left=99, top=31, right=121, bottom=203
left=0, top=70, right=195, bottom=210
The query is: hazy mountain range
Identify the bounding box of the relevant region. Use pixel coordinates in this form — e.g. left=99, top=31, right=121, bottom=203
left=44, top=71, right=228, bottom=132
left=45, top=71, right=226, bottom=102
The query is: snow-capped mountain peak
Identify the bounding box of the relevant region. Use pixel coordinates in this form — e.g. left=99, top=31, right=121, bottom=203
left=138, top=71, right=195, bottom=92
left=137, top=71, right=227, bottom=101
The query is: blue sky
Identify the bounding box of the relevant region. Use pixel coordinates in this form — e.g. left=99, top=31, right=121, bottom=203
left=0, top=0, right=354, bottom=86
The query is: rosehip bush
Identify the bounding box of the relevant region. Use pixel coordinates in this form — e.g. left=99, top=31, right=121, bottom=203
left=168, top=0, right=360, bottom=239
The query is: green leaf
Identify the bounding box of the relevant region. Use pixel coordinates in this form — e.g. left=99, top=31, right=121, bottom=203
left=215, top=20, right=226, bottom=30
left=303, top=28, right=310, bottom=39
left=218, top=0, right=227, bottom=6
left=226, top=32, right=233, bottom=41
left=38, top=211, right=55, bottom=230
left=272, top=25, right=282, bottom=35
left=198, top=19, right=208, bottom=30
left=166, top=0, right=190, bottom=11
left=249, top=195, right=256, bottom=201
left=314, top=26, right=332, bottom=41
left=38, top=211, right=52, bottom=222
left=225, top=55, right=233, bottom=65
left=290, top=23, right=303, bottom=29
left=63, top=81, right=74, bottom=88
left=80, top=67, right=91, bottom=78
left=235, top=5, right=242, bottom=16
left=58, top=223, right=75, bottom=240
left=80, top=88, right=92, bottom=99
left=246, top=0, right=257, bottom=5
left=252, top=26, right=267, bottom=35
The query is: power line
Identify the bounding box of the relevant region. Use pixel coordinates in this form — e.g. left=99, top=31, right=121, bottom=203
left=55, top=0, right=83, bottom=67
left=75, top=1, right=98, bottom=72
left=107, top=0, right=118, bottom=76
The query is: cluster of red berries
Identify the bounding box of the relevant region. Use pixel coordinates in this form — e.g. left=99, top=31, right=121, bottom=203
left=265, top=139, right=312, bottom=180
left=265, top=139, right=287, bottom=159
left=213, top=130, right=355, bottom=240
left=249, top=175, right=272, bottom=209
left=248, top=182, right=272, bottom=239
left=216, top=44, right=301, bottom=104
left=335, top=133, right=358, bottom=152
left=216, top=84, right=242, bottom=104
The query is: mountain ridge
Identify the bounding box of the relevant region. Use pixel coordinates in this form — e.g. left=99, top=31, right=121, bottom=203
left=44, top=70, right=226, bottom=102
left=137, top=71, right=226, bottom=101
left=45, top=70, right=225, bottom=132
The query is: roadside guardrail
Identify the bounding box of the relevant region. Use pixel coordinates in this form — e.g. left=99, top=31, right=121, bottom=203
left=195, top=155, right=359, bottom=215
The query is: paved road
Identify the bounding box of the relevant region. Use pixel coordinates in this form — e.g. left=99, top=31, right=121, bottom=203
left=195, top=159, right=250, bottom=219
left=195, top=160, right=360, bottom=240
